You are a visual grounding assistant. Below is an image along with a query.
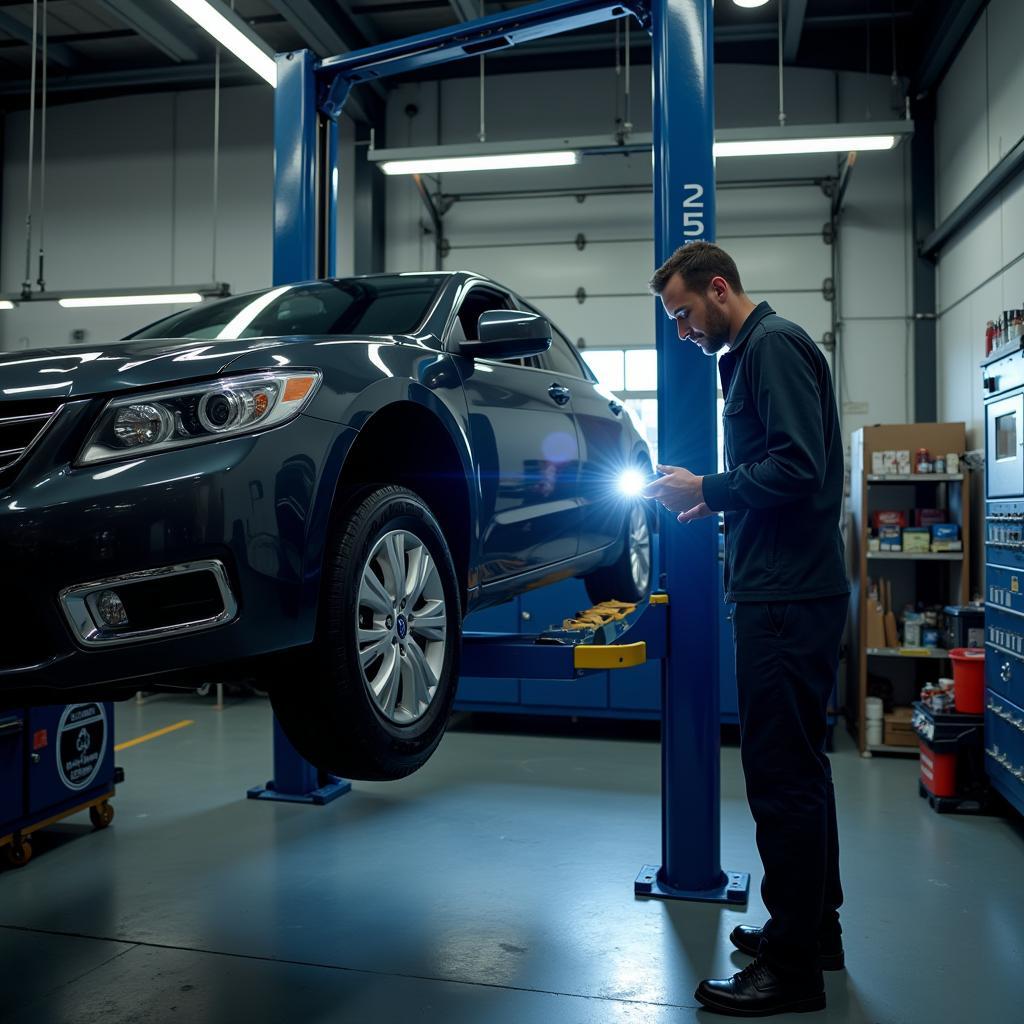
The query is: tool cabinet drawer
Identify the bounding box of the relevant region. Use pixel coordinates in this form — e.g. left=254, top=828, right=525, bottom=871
left=986, top=563, right=1024, bottom=616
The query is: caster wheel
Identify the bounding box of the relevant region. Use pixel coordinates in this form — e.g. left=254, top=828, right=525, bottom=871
left=89, top=802, right=114, bottom=829
left=5, top=836, right=32, bottom=867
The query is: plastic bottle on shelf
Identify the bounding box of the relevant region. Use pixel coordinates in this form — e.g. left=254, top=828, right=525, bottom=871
left=986, top=319, right=996, bottom=355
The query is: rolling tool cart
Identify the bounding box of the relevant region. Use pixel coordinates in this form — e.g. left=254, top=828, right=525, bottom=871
left=913, top=701, right=991, bottom=813
left=0, top=702, right=123, bottom=867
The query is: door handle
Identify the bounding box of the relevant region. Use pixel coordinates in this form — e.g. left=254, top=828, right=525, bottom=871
left=609, top=399, right=623, bottom=415
left=548, top=383, right=571, bottom=406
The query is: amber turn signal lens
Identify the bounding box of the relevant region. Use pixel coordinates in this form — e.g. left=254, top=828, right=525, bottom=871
left=283, top=376, right=316, bottom=403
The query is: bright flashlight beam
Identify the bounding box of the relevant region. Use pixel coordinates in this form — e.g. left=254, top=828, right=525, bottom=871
left=618, top=469, right=647, bottom=497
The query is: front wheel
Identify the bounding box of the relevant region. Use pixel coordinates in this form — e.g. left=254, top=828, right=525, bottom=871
left=583, top=501, right=653, bottom=606
left=271, top=486, right=462, bottom=781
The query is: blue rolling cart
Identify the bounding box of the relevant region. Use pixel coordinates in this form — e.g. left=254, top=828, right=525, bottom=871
left=0, top=702, right=122, bottom=867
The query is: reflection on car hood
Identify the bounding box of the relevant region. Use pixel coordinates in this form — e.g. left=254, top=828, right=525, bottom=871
left=0, top=335, right=375, bottom=400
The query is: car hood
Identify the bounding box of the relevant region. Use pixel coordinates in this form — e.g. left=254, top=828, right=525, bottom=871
left=0, top=335, right=375, bottom=401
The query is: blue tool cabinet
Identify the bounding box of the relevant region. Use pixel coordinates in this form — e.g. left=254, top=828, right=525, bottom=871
left=0, top=702, right=121, bottom=867
left=982, top=346, right=1024, bottom=817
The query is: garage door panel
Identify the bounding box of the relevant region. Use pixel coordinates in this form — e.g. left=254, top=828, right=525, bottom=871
left=717, top=186, right=828, bottom=235
left=521, top=297, right=656, bottom=349
left=447, top=241, right=655, bottom=297
left=717, top=235, right=830, bottom=292
left=759, top=292, right=832, bottom=343
left=444, top=192, right=654, bottom=247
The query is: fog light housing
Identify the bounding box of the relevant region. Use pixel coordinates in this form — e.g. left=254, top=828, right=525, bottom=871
left=94, top=590, right=129, bottom=627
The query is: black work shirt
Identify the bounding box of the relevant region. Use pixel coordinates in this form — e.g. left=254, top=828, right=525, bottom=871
left=701, top=302, right=849, bottom=603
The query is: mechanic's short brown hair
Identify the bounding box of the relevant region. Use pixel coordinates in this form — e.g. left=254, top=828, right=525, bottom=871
left=649, top=241, right=745, bottom=296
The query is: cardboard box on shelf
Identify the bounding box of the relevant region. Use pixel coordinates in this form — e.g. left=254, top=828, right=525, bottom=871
left=903, top=527, right=931, bottom=552
left=873, top=510, right=908, bottom=530
left=879, top=525, right=902, bottom=551
left=914, top=508, right=947, bottom=527
left=931, top=523, right=959, bottom=541
left=883, top=707, right=917, bottom=747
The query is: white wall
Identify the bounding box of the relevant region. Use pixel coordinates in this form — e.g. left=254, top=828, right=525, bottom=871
left=935, top=0, right=1024, bottom=448
left=0, top=85, right=359, bottom=351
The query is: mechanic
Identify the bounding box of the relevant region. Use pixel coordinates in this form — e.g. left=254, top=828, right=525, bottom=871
left=642, top=241, right=849, bottom=1018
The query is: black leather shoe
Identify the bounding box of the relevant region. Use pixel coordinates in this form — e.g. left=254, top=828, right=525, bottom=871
left=696, top=959, right=826, bottom=1017
left=730, top=925, right=845, bottom=971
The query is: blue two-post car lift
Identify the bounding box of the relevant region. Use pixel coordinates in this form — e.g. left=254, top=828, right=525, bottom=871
left=252, top=0, right=749, bottom=905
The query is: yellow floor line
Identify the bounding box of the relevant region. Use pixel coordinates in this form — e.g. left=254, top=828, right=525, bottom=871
left=115, top=719, right=194, bottom=751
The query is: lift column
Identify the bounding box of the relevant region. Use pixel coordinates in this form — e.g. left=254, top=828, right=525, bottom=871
left=635, top=0, right=749, bottom=903
left=248, top=50, right=350, bottom=806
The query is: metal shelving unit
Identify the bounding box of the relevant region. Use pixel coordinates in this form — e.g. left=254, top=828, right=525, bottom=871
left=849, top=424, right=971, bottom=757
left=867, top=552, right=963, bottom=561
left=866, top=647, right=951, bottom=659
left=867, top=474, right=964, bottom=483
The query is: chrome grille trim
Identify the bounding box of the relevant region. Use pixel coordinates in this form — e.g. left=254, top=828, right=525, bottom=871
left=0, top=405, right=64, bottom=473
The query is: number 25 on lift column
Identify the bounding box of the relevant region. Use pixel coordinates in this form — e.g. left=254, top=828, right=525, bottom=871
left=683, top=184, right=705, bottom=238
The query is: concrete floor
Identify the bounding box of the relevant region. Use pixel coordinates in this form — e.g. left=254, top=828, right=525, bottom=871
left=0, top=694, right=1020, bottom=1023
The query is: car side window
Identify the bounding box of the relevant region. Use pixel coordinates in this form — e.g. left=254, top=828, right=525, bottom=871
left=538, top=327, right=587, bottom=379
left=455, top=287, right=508, bottom=341
left=451, top=286, right=535, bottom=367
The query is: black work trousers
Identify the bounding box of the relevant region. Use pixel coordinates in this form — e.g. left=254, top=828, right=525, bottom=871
left=733, top=595, right=848, bottom=976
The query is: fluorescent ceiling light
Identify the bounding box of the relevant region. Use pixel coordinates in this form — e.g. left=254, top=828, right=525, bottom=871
left=369, top=123, right=913, bottom=175
left=715, top=135, right=897, bottom=157
left=167, top=0, right=276, bottom=86
left=381, top=151, right=578, bottom=175
left=732, top=0, right=771, bottom=7
left=59, top=293, right=204, bottom=309
left=0, top=301, right=14, bottom=310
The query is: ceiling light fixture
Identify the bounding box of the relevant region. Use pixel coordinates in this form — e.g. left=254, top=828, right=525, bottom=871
left=58, top=293, right=204, bottom=309
left=167, top=0, right=277, bottom=87
left=716, top=134, right=897, bottom=157
left=3, top=283, right=229, bottom=309
left=368, top=122, right=913, bottom=175
left=732, top=0, right=772, bottom=7
left=381, top=151, right=578, bottom=175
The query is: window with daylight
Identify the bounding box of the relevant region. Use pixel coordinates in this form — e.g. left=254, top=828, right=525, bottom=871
left=581, top=347, right=725, bottom=473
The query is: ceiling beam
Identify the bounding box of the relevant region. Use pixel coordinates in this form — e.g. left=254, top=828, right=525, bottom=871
left=269, top=0, right=362, bottom=56
left=333, top=0, right=383, bottom=46
left=913, top=0, right=988, bottom=96
left=96, top=0, right=199, bottom=63
left=0, top=9, right=78, bottom=68
left=783, top=0, right=807, bottom=62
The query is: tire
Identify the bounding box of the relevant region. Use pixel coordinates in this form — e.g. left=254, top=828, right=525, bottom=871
left=271, top=486, right=462, bottom=781
left=583, top=500, right=654, bottom=606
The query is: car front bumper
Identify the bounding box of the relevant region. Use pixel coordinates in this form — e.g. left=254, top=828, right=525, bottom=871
left=0, top=398, right=356, bottom=696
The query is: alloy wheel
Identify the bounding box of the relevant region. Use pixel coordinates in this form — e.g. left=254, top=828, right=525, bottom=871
left=356, top=530, right=448, bottom=725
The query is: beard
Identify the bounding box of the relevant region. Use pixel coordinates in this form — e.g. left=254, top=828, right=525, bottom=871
left=689, top=301, right=731, bottom=355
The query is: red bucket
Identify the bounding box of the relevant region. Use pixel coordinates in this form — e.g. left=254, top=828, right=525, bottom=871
left=949, top=648, right=985, bottom=714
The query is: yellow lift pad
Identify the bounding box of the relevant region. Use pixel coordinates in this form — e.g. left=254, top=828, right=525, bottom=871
left=574, top=641, right=647, bottom=670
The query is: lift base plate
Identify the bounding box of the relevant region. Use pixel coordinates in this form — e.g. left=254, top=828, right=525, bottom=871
left=247, top=777, right=352, bottom=805
left=634, top=864, right=750, bottom=904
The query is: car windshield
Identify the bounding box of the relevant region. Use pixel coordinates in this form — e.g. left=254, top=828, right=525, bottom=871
left=128, top=276, right=448, bottom=340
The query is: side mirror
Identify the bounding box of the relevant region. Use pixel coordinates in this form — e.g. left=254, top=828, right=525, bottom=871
left=458, top=310, right=552, bottom=359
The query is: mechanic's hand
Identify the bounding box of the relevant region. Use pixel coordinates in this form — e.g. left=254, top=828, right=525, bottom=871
left=642, top=463, right=705, bottom=514
left=677, top=501, right=714, bottom=524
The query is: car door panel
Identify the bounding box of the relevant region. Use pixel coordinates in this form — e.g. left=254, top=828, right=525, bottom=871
left=448, top=285, right=581, bottom=583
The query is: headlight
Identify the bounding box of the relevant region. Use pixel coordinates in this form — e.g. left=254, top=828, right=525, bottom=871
left=78, top=370, right=321, bottom=465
